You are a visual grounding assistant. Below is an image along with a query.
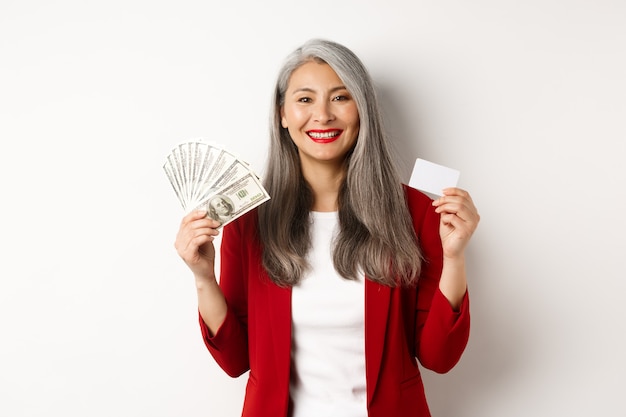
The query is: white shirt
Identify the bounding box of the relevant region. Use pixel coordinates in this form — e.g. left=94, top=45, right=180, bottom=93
left=290, top=211, right=367, bottom=417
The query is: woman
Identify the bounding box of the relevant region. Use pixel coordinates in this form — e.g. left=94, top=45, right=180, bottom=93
left=175, top=38, right=480, bottom=417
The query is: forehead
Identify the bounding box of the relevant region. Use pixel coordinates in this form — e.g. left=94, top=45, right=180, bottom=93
left=287, top=61, right=344, bottom=91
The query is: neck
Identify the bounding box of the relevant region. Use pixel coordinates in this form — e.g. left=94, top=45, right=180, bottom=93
left=301, top=161, right=344, bottom=212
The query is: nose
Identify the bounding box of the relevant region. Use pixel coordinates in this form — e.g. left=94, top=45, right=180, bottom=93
left=313, top=101, right=335, bottom=123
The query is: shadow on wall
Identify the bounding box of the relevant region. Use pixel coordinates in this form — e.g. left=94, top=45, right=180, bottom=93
left=375, top=82, right=423, bottom=184
left=376, top=83, right=526, bottom=415
left=422, top=239, right=528, bottom=415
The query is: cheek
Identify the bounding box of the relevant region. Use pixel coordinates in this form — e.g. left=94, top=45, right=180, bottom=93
left=284, top=106, right=308, bottom=127
left=341, top=106, right=360, bottom=129
left=347, top=117, right=360, bottom=138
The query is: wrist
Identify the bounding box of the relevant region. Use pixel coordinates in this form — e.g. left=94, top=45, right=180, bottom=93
left=443, top=253, right=466, bottom=266
left=439, top=261, right=467, bottom=310
left=195, top=274, right=218, bottom=291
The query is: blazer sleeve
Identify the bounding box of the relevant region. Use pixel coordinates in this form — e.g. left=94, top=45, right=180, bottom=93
left=198, top=213, right=252, bottom=378
left=407, top=185, right=471, bottom=374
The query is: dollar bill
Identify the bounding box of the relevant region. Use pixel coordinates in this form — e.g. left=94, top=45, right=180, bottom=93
left=163, top=138, right=271, bottom=224
left=193, top=171, right=271, bottom=227
left=164, top=147, right=188, bottom=210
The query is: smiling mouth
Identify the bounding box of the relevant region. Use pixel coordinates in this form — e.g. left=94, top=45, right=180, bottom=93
left=307, top=129, right=343, bottom=143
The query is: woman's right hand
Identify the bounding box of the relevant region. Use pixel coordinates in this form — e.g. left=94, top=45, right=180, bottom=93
left=175, top=210, right=228, bottom=335
left=175, top=210, right=221, bottom=284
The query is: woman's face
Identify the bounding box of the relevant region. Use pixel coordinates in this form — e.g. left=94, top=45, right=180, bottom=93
left=281, top=61, right=360, bottom=170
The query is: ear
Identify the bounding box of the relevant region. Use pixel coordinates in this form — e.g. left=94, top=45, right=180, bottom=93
left=280, top=107, right=288, bottom=128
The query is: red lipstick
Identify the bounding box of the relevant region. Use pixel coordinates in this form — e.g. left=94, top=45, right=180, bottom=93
left=307, top=129, right=343, bottom=143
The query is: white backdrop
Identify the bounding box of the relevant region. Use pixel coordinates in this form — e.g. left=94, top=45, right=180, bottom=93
left=1, top=1, right=625, bottom=416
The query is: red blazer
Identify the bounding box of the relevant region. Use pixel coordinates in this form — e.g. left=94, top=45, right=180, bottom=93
left=200, top=185, right=470, bottom=417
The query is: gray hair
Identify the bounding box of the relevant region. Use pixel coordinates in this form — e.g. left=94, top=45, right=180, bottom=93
left=259, top=39, right=422, bottom=286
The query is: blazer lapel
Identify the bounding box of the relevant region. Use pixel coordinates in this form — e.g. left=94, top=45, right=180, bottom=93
left=269, top=283, right=292, bottom=373
left=266, top=281, right=293, bottom=413
left=364, top=279, right=391, bottom=406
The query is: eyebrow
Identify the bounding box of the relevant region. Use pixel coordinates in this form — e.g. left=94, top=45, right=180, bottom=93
left=290, top=85, right=348, bottom=95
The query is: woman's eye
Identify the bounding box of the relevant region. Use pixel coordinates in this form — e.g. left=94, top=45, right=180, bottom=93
left=333, top=95, right=349, bottom=101
left=297, top=97, right=312, bottom=103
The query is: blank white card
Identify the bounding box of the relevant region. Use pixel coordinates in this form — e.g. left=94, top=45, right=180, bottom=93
left=409, top=158, right=460, bottom=197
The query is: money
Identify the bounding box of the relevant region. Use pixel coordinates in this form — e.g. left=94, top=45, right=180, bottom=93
left=163, top=138, right=270, bottom=227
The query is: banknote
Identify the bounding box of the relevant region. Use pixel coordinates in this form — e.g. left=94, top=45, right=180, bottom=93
left=193, top=171, right=271, bottom=227
left=163, top=138, right=270, bottom=225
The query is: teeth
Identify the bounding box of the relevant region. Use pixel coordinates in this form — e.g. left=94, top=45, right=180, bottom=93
left=309, top=131, right=339, bottom=139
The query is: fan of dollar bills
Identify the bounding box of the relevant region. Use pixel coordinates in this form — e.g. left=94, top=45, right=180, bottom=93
left=163, top=138, right=270, bottom=227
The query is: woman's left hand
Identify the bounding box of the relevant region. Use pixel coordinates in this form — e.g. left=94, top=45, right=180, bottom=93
left=432, top=188, right=480, bottom=259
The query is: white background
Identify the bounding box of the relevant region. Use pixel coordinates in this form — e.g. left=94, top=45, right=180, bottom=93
left=1, top=1, right=625, bottom=416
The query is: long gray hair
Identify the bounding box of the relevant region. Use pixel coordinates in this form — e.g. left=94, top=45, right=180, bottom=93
left=258, top=38, right=422, bottom=287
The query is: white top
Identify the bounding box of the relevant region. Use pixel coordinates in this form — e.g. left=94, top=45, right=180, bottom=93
left=290, top=211, right=367, bottom=417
